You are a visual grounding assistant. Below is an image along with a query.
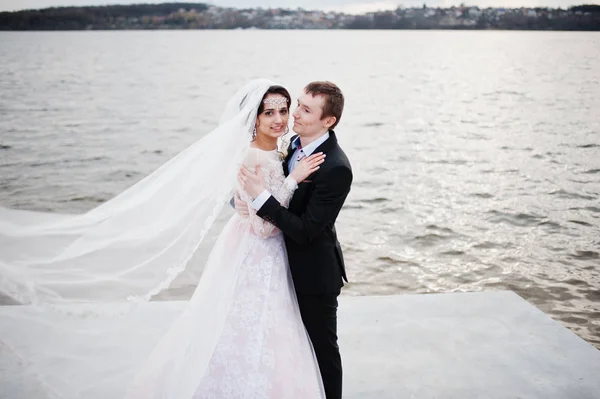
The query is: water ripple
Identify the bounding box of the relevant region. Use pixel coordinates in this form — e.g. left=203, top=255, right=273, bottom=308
left=0, top=30, right=598, bottom=349
left=569, top=251, right=599, bottom=260
left=549, top=189, right=596, bottom=201
left=487, top=210, right=545, bottom=227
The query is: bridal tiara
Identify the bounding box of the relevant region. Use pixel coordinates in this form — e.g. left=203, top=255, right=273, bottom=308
left=263, top=97, right=288, bottom=109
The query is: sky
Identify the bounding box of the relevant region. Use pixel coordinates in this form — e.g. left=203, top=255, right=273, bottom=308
left=1, top=0, right=598, bottom=13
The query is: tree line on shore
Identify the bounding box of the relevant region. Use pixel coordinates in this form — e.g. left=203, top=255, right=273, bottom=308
left=1, top=3, right=599, bottom=31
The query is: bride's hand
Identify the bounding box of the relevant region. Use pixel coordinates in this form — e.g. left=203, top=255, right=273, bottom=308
left=290, top=153, right=326, bottom=183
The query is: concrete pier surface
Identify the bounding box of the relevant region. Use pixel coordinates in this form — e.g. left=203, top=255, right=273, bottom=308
left=339, top=291, right=600, bottom=399
left=1, top=291, right=599, bottom=398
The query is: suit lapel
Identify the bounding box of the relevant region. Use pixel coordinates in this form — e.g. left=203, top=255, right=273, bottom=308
left=302, top=131, right=336, bottom=181
left=282, top=135, right=297, bottom=177
left=286, top=131, right=338, bottom=179
left=313, top=130, right=337, bottom=155
left=288, top=131, right=338, bottom=210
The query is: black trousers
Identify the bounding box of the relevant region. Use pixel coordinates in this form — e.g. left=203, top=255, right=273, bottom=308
left=296, top=292, right=342, bottom=399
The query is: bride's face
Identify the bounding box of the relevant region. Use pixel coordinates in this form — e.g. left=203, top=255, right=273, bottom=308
left=255, top=94, right=289, bottom=140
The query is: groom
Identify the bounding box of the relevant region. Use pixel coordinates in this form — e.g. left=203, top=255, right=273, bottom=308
left=238, top=81, right=352, bottom=399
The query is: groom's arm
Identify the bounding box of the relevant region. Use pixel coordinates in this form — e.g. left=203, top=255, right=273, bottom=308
left=256, top=166, right=352, bottom=245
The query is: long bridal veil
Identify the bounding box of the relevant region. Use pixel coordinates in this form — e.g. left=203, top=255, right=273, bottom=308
left=0, top=79, right=275, bottom=305
left=1, top=79, right=286, bottom=398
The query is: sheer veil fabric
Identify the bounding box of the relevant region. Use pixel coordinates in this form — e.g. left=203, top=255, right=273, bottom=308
left=0, top=79, right=274, bottom=305
left=0, top=79, right=326, bottom=398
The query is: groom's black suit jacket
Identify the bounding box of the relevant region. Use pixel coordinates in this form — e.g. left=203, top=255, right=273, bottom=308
left=257, top=131, right=352, bottom=295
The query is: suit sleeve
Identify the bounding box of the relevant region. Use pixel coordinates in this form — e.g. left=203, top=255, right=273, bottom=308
left=256, top=165, right=352, bottom=245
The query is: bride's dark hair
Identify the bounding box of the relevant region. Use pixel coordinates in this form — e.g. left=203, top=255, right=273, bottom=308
left=257, top=85, right=291, bottom=114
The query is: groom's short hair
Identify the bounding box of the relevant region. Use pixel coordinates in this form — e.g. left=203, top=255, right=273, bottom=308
left=304, top=81, right=344, bottom=130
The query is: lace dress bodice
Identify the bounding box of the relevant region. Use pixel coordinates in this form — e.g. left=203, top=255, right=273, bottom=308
left=238, top=147, right=297, bottom=238
left=121, top=146, right=325, bottom=399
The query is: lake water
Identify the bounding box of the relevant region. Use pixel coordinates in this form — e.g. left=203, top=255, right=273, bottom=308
left=0, top=30, right=599, bottom=348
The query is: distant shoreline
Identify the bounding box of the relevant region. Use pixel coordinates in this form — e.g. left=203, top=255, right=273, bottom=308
left=1, top=3, right=599, bottom=31
left=1, top=28, right=600, bottom=32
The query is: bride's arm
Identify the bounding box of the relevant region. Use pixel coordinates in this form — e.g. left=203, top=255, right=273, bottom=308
left=257, top=165, right=352, bottom=244
left=244, top=176, right=297, bottom=238
left=246, top=153, right=325, bottom=210
left=237, top=148, right=296, bottom=238
left=241, top=153, right=324, bottom=238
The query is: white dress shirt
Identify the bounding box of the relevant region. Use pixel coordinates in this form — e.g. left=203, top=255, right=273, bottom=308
left=251, top=131, right=330, bottom=210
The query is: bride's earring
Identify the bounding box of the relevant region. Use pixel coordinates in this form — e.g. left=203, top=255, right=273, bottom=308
left=284, top=126, right=289, bottom=134
left=252, top=126, right=257, bottom=140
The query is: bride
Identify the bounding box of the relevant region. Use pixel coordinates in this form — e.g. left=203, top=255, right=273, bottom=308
left=0, top=79, right=326, bottom=398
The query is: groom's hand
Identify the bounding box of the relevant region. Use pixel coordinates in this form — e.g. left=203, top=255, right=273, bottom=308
left=238, top=165, right=265, bottom=199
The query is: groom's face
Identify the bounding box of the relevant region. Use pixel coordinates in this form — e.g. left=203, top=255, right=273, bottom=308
left=292, top=92, right=327, bottom=137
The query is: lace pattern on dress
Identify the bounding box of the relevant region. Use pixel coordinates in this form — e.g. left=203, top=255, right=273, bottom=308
left=238, top=148, right=296, bottom=238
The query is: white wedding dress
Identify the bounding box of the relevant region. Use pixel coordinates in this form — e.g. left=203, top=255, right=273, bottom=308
left=124, top=147, right=325, bottom=399
left=0, top=79, right=324, bottom=398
